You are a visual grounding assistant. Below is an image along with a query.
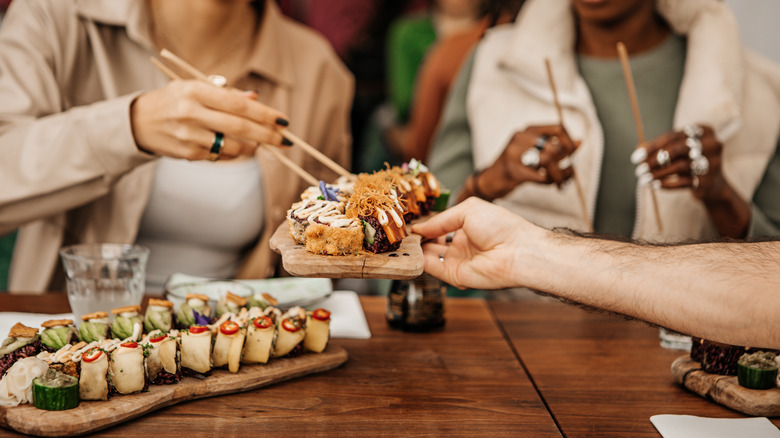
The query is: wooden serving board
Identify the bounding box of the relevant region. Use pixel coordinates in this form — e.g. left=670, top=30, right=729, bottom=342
left=0, top=345, right=348, bottom=437
left=269, top=222, right=424, bottom=279
left=671, top=355, right=780, bottom=417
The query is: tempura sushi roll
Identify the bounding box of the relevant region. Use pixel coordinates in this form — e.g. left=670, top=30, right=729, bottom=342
left=304, top=309, right=331, bottom=353
left=144, top=299, right=174, bottom=333
left=180, top=325, right=212, bottom=374
left=212, top=321, right=245, bottom=373
left=143, top=331, right=180, bottom=384
left=79, top=347, right=109, bottom=400
left=108, top=341, right=146, bottom=394
left=242, top=315, right=275, bottom=365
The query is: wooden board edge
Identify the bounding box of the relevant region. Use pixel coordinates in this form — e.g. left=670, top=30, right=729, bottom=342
left=0, top=345, right=348, bottom=437
left=671, top=355, right=780, bottom=417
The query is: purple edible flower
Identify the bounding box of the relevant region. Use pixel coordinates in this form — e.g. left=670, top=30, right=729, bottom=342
left=193, top=310, right=210, bottom=326
left=319, top=180, right=339, bottom=201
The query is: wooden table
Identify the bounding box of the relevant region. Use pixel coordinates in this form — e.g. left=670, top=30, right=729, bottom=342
left=0, top=294, right=559, bottom=437
left=1, top=294, right=777, bottom=437
left=489, top=299, right=780, bottom=437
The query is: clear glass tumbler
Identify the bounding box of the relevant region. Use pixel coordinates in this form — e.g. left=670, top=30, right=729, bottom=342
left=59, top=243, right=150, bottom=322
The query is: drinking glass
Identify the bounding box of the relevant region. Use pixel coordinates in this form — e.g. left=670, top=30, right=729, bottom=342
left=59, top=243, right=150, bottom=322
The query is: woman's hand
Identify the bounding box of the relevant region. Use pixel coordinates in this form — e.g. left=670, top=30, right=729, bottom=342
left=412, top=197, right=547, bottom=290
left=461, top=125, right=580, bottom=202
left=633, top=124, right=750, bottom=238
left=130, top=80, right=290, bottom=160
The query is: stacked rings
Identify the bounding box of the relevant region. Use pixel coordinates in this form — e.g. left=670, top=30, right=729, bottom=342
left=209, top=132, right=225, bottom=161
left=683, top=124, right=709, bottom=177
left=656, top=149, right=670, bottom=167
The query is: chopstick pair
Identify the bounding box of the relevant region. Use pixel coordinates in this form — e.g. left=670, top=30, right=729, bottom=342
left=544, top=59, right=594, bottom=233
left=151, top=50, right=350, bottom=186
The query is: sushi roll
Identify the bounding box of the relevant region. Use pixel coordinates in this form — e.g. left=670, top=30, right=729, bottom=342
left=79, top=347, right=109, bottom=400
left=108, top=341, right=146, bottom=394
left=79, top=312, right=110, bottom=343
left=180, top=325, right=212, bottom=374
left=242, top=315, right=275, bottom=365
left=144, top=299, right=174, bottom=333
left=143, top=330, right=180, bottom=384
left=111, top=305, right=144, bottom=340
left=39, top=319, right=79, bottom=352
left=304, top=309, right=331, bottom=353
left=272, top=307, right=307, bottom=358
left=212, top=321, right=245, bottom=373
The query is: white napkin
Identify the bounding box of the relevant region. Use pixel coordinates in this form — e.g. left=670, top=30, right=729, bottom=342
left=317, top=291, right=371, bottom=339
left=0, top=313, right=75, bottom=338
left=651, top=415, right=780, bottom=438
left=0, top=291, right=370, bottom=340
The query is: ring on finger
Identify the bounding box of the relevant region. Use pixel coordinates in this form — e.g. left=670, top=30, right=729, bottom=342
left=438, top=253, right=445, bottom=263
left=521, top=148, right=541, bottom=169
left=533, top=135, right=548, bottom=151
left=683, top=124, right=703, bottom=139
left=691, top=156, right=709, bottom=176
left=656, top=149, right=671, bottom=167
left=209, top=132, right=225, bottom=161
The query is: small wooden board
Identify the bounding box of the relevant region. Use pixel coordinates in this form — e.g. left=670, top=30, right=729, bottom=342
left=671, top=355, right=780, bottom=417
left=269, top=222, right=424, bottom=279
left=0, top=345, right=348, bottom=437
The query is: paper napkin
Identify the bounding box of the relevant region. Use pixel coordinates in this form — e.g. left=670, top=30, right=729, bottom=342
left=651, top=414, right=780, bottom=438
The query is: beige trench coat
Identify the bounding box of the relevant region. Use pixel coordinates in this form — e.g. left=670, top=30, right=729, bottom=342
left=0, top=0, right=354, bottom=292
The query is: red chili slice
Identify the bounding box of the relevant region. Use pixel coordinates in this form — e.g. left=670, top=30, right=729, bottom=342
left=120, top=341, right=138, bottom=349
left=149, top=334, right=167, bottom=343
left=253, top=316, right=273, bottom=329
left=281, top=318, right=301, bottom=333
left=82, top=348, right=103, bottom=363
left=312, top=308, right=331, bottom=322
left=220, top=320, right=239, bottom=336
left=189, top=325, right=209, bottom=335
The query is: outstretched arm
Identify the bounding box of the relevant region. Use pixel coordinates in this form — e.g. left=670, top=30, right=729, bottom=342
left=413, top=198, right=780, bottom=349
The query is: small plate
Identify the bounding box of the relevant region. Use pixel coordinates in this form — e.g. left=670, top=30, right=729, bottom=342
left=164, top=273, right=333, bottom=309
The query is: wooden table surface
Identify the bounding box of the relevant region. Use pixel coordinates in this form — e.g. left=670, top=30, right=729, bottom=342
left=1, top=294, right=778, bottom=437
left=0, top=294, right=559, bottom=437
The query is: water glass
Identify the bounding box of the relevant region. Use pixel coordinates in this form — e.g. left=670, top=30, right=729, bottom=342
left=59, top=243, right=150, bottom=322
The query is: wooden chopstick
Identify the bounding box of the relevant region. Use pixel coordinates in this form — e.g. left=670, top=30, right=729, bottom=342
left=544, top=58, right=594, bottom=233
left=157, top=49, right=353, bottom=180
left=150, top=56, right=321, bottom=186
left=616, top=42, right=664, bottom=233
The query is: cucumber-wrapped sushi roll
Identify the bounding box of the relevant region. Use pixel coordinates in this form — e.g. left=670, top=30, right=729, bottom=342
left=79, top=347, right=109, bottom=401
left=180, top=325, right=212, bottom=374
left=272, top=307, right=307, bottom=358
left=176, top=294, right=212, bottom=328
left=39, top=319, right=79, bottom=352
left=143, top=330, right=181, bottom=384
left=304, top=308, right=331, bottom=353
left=108, top=340, right=146, bottom=394
left=111, top=305, right=143, bottom=340
left=79, top=312, right=110, bottom=343
left=216, top=292, right=247, bottom=317
left=212, top=321, right=245, bottom=373
left=737, top=351, right=779, bottom=390
left=246, top=292, right=278, bottom=311
left=32, top=368, right=79, bottom=411
left=242, top=315, right=275, bottom=365
left=144, top=299, right=174, bottom=333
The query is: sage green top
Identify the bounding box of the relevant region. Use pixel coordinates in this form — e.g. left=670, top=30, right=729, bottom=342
left=429, top=40, right=780, bottom=239
left=578, top=35, right=685, bottom=237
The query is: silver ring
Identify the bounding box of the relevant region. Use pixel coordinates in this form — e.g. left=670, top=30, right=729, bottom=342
left=683, top=124, right=703, bottom=139
left=438, top=254, right=445, bottom=263
left=685, top=137, right=702, bottom=150
left=688, top=147, right=703, bottom=160
left=533, top=135, right=548, bottom=151
left=656, top=149, right=670, bottom=167
left=521, top=148, right=541, bottom=169
left=691, top=156, right=709, bottom=176
left=208, top=74, right=227, bottom=88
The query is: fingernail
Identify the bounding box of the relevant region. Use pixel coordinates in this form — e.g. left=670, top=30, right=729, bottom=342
left=634, top=163, right=650, bottom=177
left=276, top=117, right=289, bottom=127
left=630, top=148, right=647, bottom=164
left=242, top=90, right=258, bottom=98
left=282, top=137, right=293, bottom=146
left=638, top=173, right=653, bottom=186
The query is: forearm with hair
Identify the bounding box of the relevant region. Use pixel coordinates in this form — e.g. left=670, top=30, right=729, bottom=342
left=524, top=231, right=780, bottom=349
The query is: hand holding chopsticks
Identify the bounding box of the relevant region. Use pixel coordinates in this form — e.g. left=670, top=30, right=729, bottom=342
left=153, top=49, right=352, bottom=182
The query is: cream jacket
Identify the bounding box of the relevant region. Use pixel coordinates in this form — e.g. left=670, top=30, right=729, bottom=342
left=0, top=0, right=353, bottom=292
left=468, top=0, right=780, bottom=242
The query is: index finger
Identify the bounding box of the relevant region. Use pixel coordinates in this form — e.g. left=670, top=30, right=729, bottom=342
left=411, top=199, right=477, bottom=239
left=193, top=82, right=290, bottom=128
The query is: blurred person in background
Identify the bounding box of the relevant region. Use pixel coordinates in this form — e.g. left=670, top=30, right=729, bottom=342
left=0, top=0, right=353, bottom=292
